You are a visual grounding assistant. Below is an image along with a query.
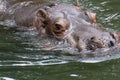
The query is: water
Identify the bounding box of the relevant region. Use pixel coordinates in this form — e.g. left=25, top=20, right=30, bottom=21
left=0, top=0, right=120, bottom=80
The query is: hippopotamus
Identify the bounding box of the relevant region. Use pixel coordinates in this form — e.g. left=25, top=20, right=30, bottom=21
left=1, top=0, right=120, bottom=51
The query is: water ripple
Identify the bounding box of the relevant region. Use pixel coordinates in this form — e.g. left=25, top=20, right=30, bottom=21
left=0, top=77, right=15, bottom=80
left=105, top=13, right=119, bottom=22
left=0, top=59, right=68, bottom=66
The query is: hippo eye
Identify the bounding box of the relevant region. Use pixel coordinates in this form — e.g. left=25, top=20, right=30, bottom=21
left=55, top=24, right=62, bottom=30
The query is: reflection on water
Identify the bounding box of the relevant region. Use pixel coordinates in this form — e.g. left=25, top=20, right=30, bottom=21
left=0, top=77, right=15, bottom=80
left=0, top=59, right=68, bottom=66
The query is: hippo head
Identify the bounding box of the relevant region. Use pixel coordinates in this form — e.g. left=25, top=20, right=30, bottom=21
left=33, top=2, right=120, bottom=51
left=34, top=3, right=83, bottom=40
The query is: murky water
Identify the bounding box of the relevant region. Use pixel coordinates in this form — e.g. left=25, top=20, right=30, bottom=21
left=0, top=0, right=120, bottom=80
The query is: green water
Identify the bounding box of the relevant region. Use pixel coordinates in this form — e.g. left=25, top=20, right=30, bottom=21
left=0, top=0, right=120, bottom=80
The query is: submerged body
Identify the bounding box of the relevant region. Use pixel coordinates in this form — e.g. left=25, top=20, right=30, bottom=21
left=0, top=0, right=120, bottom=51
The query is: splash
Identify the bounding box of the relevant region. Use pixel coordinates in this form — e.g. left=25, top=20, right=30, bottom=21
left=0, top=0, right=7, bottom=12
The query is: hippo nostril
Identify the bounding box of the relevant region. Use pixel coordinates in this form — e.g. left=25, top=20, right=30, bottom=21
left=108, top=41, right=114, bottom=47
left=91, top=37, right=95, bottom=40
left=55, top=24, right=62, bottom=30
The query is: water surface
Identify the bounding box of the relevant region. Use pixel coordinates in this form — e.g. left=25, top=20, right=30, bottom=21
left=0, top=0, right=120, bottom=80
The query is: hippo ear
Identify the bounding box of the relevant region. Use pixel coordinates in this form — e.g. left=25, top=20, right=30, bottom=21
left=74, top=0, right=80, bottom=7
left=33, top=9, right=47, bottom=33
left=85, top=11, right=96, bottom=24
left=36, top=9, right=48, bottom=19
